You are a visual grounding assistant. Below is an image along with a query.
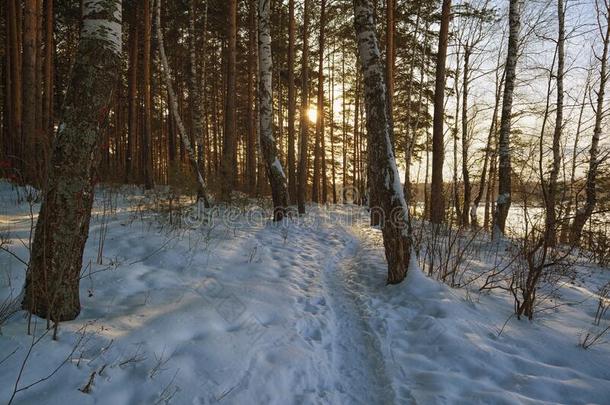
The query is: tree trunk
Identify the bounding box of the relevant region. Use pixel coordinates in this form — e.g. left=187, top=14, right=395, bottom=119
left=461, top=46, right=471, bottom=227
left=258, top=0, right=288, bottom=221
left=402, top=7, right=422, bottom=205
left=22, top=0, right=39, bottom=183
left=142, top=0, right=154, bottom=189
left=247, top=0, right=257, bottom=193
left=471, top=62, right=504, bottom=228
left=545, top=0, right=565, bottom=246
left=220, top=0, right=238, bottom=201
left=569, top=4, right=610, bottom=245
left=287, top=0, right=297, bottom=204
left=126, top=3, right=138, bottom=183
left=42, top=0, right=53, bottom=142
left=493, top=0, right=521, bottom=236
left=8, top=0, right=23, bottom=173
left=354, top=0, right=412, bottom=284
left=342, top=46, right=348, bottom=196
left=297, top=0, right=310, bottom=214
left=23, top=0, right=122, bottom=322
left=385, top=0, right=394, bottom=129
left=157, top=0, right=210, bottom=206
left=430, top=0, right=451, bottom=224
left=329, top=48, right=337, bottom=204
left=189, top=0, right=206, bottom=186
left=560, top=73, right=588, bottom=243
left=312, top=0, right=326, bottom=204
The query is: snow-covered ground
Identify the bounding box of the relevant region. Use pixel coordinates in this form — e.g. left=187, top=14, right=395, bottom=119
left=1, top=182, right=610, bottom=404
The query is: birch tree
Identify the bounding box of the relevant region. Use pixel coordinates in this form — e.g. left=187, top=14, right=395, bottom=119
left=23, top=0, right=122, bottom=321
left=353, top=0, right=412, bottom=284
left=569, top=0, right=610, bottom=244
left=258, top=0, right=288, bottom=221
left=493, top=0, right=522, bottom=236
left=156, top=0, right=210, bottom=207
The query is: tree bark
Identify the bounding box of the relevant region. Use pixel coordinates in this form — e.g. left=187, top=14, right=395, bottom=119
left=402, top=6, right=423, bottom=205
left=312, top=0, right=326, bottom=204
left=23, top=0, right=122, bottom=322
left=125, top=3, right=138, bottom=183
left=220, top=0, right=238, bottom=201
left=42, top=0, right=53, bottom=142
left=460, top=46, right=471, bottom=227
left=545, top=0, right=565, bottom=246
left=22, top=0, right=39, bottom=183
left=247, top=0, right=258, bottom=193
left=430, top=0, right=451, bottom=224
left=493, top=0, right=521, bottom=236
left=142, top=0, right=154, bottom=189
left=297, top=0, right=310, bottom=214
left=287, top=0, right=297, bottom=204
left=189, top=0, right=206, bottom=186
left=385, top=0, right=394, bottom=128
left=258, top=0, right=288, bottom=221
left=156, top=0, right=210, bottom=206
left=353, top=0, right=412, bottom=284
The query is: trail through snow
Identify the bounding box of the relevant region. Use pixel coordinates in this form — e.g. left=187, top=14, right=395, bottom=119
left=2, top=186, right=610, bottom=404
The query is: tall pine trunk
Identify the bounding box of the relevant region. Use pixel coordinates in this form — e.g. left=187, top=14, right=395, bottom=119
left=297, top=0, right=310, bottom=214
left=430, top=0, right=451, bottom=224
left=42, top=0, right=53, bottom=143
left=22, top=0, right=39, bottom=183
left=6, top=0, right=23, bottom=171
left=287, top=0, right=297, bottom=204
left=23, top=0, right=122, bottom=322
left=312, top=0, right=326, bottom=204
left=125, top=3, right=138, bottom=183
left=142, top=0, right=154, bottom=189
left=247, top=0, right=257, bottom=193
left=189, top=0, right=206, bottom=186
left=220, top=0, right=238, bottom=201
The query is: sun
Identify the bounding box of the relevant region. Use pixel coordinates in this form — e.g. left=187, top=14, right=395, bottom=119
left=307, top=106, right=318, bottom=123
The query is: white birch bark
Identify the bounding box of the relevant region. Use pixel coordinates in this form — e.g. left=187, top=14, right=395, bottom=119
left=23, top=0, right=122, bottom=321
left=353, top=0, right=411, bottom=284
left=493, top=0, right=522, bottom=237
left=258, top=0, right=288, bottom=221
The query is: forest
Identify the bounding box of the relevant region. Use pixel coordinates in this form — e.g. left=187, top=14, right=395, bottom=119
left=1, top=0, right=610, bottom=403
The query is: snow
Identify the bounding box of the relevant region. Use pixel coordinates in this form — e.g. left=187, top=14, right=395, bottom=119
left=1, top=182, right=610, bottom=403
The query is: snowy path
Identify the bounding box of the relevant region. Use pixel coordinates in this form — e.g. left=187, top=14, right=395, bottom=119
left=255, top=216, right=400, bottom=404
left=2, top=191, right=610, bottom=404
left=321, top=234, right=396, bottom=404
